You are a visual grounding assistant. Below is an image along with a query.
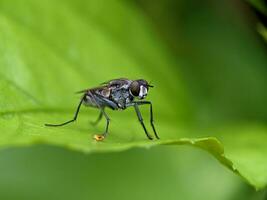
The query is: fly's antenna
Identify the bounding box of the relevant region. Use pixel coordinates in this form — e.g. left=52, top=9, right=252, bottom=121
left=45, top=94, right=85, bottom=127
left=148, top=81, right=154, bottom=88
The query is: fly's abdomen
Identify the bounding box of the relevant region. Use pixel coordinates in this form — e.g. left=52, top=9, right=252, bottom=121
left=83, top=93, right=119, bottom=110
left=83, top=95, right=99, bottom=108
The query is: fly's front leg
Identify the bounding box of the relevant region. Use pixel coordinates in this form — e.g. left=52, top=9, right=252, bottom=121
left=133, top=103, right=153, bottom=140
left=93, top=108, right=110, bottom=141
left=133, top=101, right=159, bottom=139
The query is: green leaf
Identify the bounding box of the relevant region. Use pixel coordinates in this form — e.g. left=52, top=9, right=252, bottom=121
left=0, top=0, right=267, bottom=191
left=0, top=146, right=254, bottom=200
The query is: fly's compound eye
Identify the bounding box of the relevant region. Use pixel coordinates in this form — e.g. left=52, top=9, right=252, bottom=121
left=130, top=81, right=148, bottom=99
left=129, top=81, right=140, bottom=97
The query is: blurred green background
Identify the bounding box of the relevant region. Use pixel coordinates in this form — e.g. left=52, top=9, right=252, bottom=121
left=0, top=0, right=267, bottom=199
left=0, top=145, right=264, bottom=200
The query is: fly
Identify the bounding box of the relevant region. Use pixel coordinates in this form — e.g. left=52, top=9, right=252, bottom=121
left=45, top=78, right=159, bottom=141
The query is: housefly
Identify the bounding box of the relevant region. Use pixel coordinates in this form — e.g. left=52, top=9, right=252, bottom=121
left=45, top=78, right=159, bottom=141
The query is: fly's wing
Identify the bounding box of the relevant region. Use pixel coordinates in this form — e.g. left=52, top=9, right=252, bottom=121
left=81, top=85, right=118, bottom=110
left=75, top=86, right=105, bottom=94
left=77, top=78, right=131, bottom=94
left=92, top=92, right=118, bottom=110
left=101, top=78, right=131, bottom=88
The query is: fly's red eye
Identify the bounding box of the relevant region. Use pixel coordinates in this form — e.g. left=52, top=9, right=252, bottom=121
left=130, top=81, right=140, bottom=96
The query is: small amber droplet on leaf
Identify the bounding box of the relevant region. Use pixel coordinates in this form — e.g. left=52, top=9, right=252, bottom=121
left=94, top=134, right=105, bottom=141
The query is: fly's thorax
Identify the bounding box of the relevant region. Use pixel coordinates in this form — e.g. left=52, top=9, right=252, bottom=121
left=110, top=87, right=132, bottom=109
left=83, top=94, right=98, bottom=107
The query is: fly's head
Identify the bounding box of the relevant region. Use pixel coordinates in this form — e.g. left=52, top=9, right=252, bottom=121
left=129, top=79, right=153, bottom=99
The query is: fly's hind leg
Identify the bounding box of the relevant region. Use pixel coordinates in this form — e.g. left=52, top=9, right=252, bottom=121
left=45, top=95, right=85, bottom=127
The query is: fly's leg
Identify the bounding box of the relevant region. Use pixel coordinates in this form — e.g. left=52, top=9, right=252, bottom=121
left=94, top=108, right=110, bottom=141
left=102, top=109, right=110, bottom=137
left=45, top=95, right=85, bottom=127
left=136, top=101, right=159, bottom=139
left=149, top=102, right=160, bottom=139
left=86, top=92, right=111, bottom=141
left=90, top=111, right=103, bottom=126
left=133, top=103, right=153, bottom=140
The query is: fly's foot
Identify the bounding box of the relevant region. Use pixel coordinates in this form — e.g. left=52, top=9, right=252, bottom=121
left=148, top=136, right=153, bottom=140
left=94, top=134, right=105, bottom=141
